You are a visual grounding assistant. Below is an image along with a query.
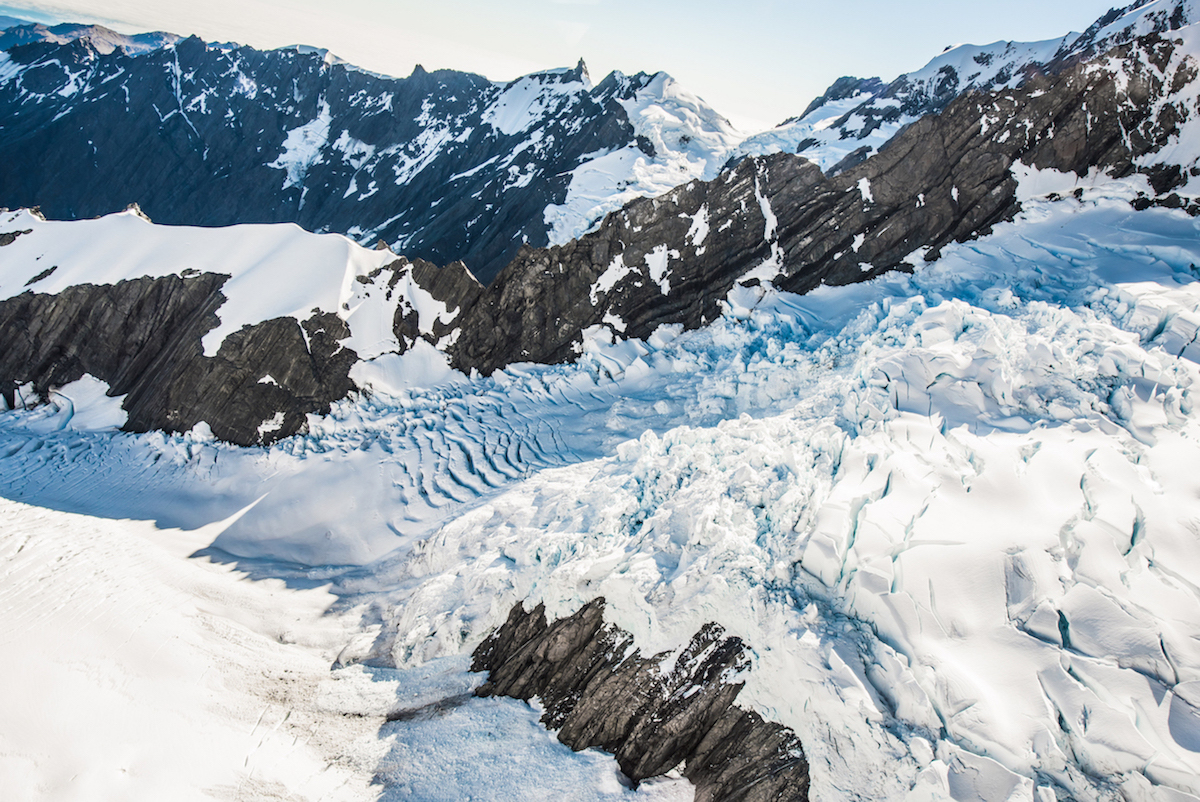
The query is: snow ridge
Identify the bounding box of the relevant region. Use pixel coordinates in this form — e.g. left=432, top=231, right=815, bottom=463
left=544, top=71, right=743, bottom=244
left=0, top=39, right=740, bottom=285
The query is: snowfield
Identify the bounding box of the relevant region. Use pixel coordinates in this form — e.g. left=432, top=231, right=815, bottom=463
left=543, top=71, right=743, bottom=245
left=0, top=500, right=693, bottom=801
left=4, top=168, right=1200, bottom=800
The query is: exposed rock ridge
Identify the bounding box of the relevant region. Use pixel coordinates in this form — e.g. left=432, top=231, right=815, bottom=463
left=472, top=598, right=810, bottom=802
left=739, top=0, right=1200, bottom=172
left=0, top=273, right=358, bottom=445
left=447, top=29, right=1200, bottom=374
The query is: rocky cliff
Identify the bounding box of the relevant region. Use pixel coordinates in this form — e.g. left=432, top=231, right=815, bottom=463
left=0, top=267, right=359, bottom=446
left=473, top=599, right=810, bottom=802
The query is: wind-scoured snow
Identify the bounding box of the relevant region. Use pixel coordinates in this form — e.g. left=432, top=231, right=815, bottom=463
left=4, top=167, right=1200, bottom=798
left=484, top=68, right=592, bottom=136
left=268, top=100, right=334, bottom=191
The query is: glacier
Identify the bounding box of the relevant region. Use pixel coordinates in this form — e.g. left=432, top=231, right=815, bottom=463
left=3, top=164, right=1200, bottom=799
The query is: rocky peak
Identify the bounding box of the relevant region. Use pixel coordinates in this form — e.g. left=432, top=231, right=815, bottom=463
left=738, top=0, right=1200, bottom=173
left=574, top=57, right=591, bottom=86
left=472, top=599, right=810, bottom=801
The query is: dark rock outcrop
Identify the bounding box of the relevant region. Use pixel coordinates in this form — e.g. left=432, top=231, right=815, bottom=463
left=472, top=598, right=810, bottom=802
left=0, top=272, right=359, bottom=445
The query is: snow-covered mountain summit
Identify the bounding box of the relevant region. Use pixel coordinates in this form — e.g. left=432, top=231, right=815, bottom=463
left=0, top=21, right=179, bottom=54
left=739, top=0, right=1200, bottom=172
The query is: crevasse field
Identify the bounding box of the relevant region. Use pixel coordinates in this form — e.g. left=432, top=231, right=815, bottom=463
left=4, top=168, right=1200, bottom=801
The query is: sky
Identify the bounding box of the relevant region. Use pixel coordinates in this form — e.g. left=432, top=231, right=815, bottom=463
left=1, top=0, right=1125, bottom=131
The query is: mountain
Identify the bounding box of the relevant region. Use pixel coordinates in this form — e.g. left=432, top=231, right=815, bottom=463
left=3, top=0, right=1188, bottom=291
left=0, top=27, right=739, bottom=284
left=739, top=0, right=1200, bottom=172
left=0, top=22, right=179, bottom=53
left=446, top=4, right=1200, bottom=375
left=4, top=0, right=1200, bottom=446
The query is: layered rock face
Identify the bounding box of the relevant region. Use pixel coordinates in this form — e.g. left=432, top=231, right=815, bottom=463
left=0, top=271, right=357, bottom=445
left=473, top=599, right=810, bottom=802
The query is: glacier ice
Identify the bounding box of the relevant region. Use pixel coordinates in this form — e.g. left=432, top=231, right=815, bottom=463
left=4, top=175, right=1200, bottom=798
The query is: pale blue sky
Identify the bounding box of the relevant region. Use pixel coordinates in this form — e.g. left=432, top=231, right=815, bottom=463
left=3, top=0, right=1123, bottom=130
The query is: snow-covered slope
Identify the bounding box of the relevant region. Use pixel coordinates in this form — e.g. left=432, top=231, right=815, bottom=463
left=9, top=2, right=1200, bottom=800
left=2, top=0, right=1190, bottom=294
left=0, top=206, right=482, bottom=445
left=740, top=0, right=1200, bottom=172
left=0, top=208, right=447, bottom=362
left=544, top=71, right=741, bottom=244
left=4, top=169, right=1200, bottom=800
left=0, top=498, right=693, bottom=801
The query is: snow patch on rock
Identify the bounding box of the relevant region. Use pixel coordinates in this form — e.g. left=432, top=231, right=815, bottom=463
left=268, top=100, right=333, bottom=190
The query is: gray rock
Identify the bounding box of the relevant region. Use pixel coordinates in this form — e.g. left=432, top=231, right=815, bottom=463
left=473, top=599, right=810, bottom=802
left=0, top=274, right=357, bottom=444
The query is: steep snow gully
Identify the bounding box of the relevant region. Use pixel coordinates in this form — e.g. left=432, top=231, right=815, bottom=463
left=7, top=1, right=1200, bottom=800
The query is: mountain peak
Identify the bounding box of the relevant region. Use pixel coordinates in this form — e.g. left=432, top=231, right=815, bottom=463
left=0, top=22, right=179, bottom=55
